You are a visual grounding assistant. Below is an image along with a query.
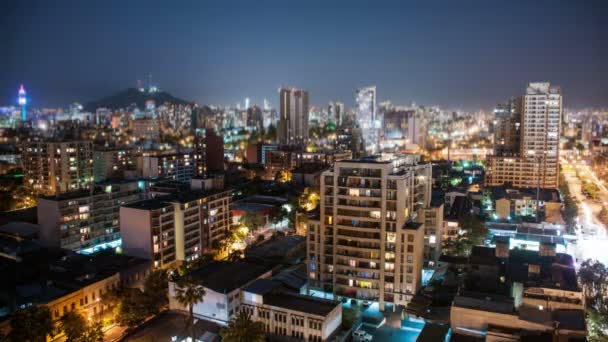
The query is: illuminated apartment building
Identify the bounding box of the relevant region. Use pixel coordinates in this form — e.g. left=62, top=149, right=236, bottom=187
left=22, top=140, right=94, bottom=196
left=37, top=180, right=145, bottom=251
left=120, top=189, right=233, bottom=267
left=486, top=83, right=562, bottom=189
left=307, top=154, right=432, bottom=310
left=140, top=151, right=194, bottom=182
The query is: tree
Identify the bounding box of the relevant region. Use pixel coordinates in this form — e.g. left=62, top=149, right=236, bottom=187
left=60, top=312, right=87, bottom=342
left=8, top=306, right=54, bottom=342
left=142, top=269, right=169, bottom=314
left=80, top=322, right=104, bottom=342
left=578, top=259, right=608, bottom=341
left=116, top=289, right=149, bottom=329
left=239, top=212, right=264, bottom=232
left=220, top=310, right=266, bottom=342
left=173, top=277, right=206, bottom=338
left=444, top=211, right=487, bottom=256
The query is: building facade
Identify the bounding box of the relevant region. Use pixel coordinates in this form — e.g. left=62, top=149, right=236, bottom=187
left=307, top=154, right=432, bottom=310
left=22, top=141, right=94, bottom=196
left=278, top=87, right=309, bottom=145
left=38, top=180, right=145, bottom=251
left=120, top=199, right=176, bottom=269
left=486, top=83, right=562, bottom=189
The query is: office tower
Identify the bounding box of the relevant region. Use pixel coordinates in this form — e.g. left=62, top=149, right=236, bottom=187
left=37, top=180, right=145, bottom=251
left=18, top=85, right=27, bottom=121
left=307, top=154, right=432, bottom=310
left=247, top=105, right=264, bottom=132
left=278, top=87, right=309, bottom=145
left=356, top=86, right=380, bottom=155
left=22, top=140, right=94, bottom=196
left=328, top=101, right=345, bottom=127
left=120, top=199, right=176, bottom=269
left=486, top=83, right=562, bottom=189
left=245, top=97, right=251, bottom=110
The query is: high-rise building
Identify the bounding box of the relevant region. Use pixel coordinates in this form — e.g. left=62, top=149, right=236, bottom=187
left=307, top=154, right=432, bottom=310
left=492, top=97, right=522, bottom=157
left=247, top=105, right=264, bottom=132
left=486, top=83, right=562, bottom=189
left=328, top=102, right=345, bottom=127
left=22, top=140, right=94, bottom=196
left=278, top=87, right=309, bottom=144
left=356, top=86, right=379, bottom=154
left=38, top=180, right=145, bottom=251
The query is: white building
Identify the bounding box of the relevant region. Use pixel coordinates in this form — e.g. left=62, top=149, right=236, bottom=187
left=241, top=279, right=342, bottom=341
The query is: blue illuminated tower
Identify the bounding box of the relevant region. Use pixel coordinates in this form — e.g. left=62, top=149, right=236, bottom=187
left=18, top=85, right=27, bottom=121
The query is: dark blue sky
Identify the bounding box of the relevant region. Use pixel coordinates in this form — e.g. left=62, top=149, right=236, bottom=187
left=1, top=0, right=607, bottom=110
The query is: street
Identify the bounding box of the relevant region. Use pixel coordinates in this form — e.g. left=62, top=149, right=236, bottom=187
left=561, top=155, right=608, bottom=266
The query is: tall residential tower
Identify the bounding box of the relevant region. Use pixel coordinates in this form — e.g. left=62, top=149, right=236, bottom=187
left=486, top=83, right=562, bottom=189
left=307, top=154, right=432, bottom=310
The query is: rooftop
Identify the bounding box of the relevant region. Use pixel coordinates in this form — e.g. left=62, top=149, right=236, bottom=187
left=264, top=292, right=340, bottom=317
left=489, top=186, right=561, bottom=203
left=185, top=260, right=272, bottom=293
left=164, top=189, right=229, bottom=204
left=123, top=198, right=172, bottom=210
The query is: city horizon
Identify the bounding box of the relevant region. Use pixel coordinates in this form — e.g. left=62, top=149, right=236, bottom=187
left=2, top=0, right=607, bottom=110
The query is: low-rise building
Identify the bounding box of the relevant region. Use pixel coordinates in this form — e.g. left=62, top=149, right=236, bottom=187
left=168, top=261, right=273, bottom=324
left=241, top=279, right=342, bottom=342
left=449, top=239, right=586, bottom=340
left=488, top=186, right=563, bottom=223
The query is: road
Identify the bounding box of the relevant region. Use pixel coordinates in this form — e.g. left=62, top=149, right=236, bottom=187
left=561, top=156, right=608, bottom=266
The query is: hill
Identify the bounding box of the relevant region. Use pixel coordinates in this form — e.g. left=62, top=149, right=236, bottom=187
left=83, top=88, right=191, bottom=111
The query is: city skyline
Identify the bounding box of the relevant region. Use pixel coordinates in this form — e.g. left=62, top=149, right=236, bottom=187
left=2, top=0, right=607, bottom=111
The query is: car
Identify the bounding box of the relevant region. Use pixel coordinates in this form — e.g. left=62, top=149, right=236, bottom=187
left=362, top=301, right=371, bottom=307
left=352, top=330, right=373, bottom=342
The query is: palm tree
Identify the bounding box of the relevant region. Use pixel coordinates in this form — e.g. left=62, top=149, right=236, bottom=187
left=173, top=277, right=206, bottom=338
left=220, top=310, right=266, bottom=342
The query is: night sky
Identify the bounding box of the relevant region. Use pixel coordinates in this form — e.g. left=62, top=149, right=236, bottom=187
left=1, top=0, right=607, bottom=111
